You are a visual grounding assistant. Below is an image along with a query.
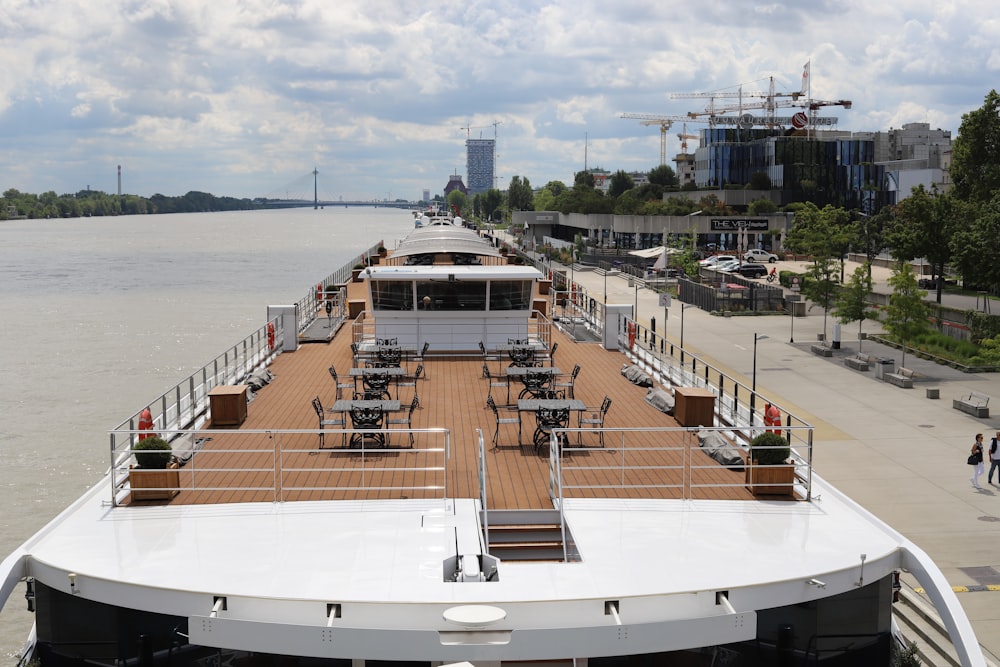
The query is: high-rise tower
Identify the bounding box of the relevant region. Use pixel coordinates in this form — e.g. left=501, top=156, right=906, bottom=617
left=466, top=139, right=495, bottom=195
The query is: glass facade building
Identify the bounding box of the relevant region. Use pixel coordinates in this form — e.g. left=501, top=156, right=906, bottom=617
left=466, top=139, right=495, bottom=195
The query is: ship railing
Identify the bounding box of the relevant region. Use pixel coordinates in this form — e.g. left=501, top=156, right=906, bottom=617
left=616, top=315, right=815, bottom=498
left=109, top=320, right=283, bottom=462
left=546, top=425, right=814, bottom=503
left=299, top=245, right=380, bottom=332
left=108, top=427, right=450, bottom=507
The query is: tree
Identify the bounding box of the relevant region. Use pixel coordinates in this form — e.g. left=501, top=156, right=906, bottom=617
left=852, top=208, right=891, bottom=279
left=784, top=203, right=853, bottom=280
left=833, top=265, right=879, bottom=352
left=747, top=198, right=778, bottom=215
left=951, top=193, right=1000, bottom=293
left=574, top=171, right=596, bottom=188
left=447, top=190, right=469, bottom=219
left=886, top=185, right=968, bottom=303
left=801, top=256, right=840, bottom=342
left=748, top=172, right=772, bottom=190
left=608, top=170, right=634, bottom=198
left=647, top=164, right=678, bottom=187
left=507, top=176, right=533, bottom=212
left=950, top=89, right=1000, bottom=204
left=883, top=262, right=930, bottom=369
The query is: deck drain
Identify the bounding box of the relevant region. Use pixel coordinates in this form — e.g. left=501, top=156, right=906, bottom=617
left=978, top=516, right=1000, bottom=523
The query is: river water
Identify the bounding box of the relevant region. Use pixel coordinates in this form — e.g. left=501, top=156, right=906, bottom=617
left=0, top=207, right=413, bottom=661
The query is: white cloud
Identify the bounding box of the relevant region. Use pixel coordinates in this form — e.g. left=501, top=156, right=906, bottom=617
left=0, top=0, right=997, bottom=199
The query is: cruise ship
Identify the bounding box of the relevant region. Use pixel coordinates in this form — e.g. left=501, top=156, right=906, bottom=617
left=0, top=222, right=985, bottom=666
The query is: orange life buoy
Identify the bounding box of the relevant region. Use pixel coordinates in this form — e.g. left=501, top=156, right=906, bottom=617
left=765, top=404, right=781, bottom=433
left=267, top=322, right=276, bottom=351
left=627, top=322, right=636, bottom=350
left=138, top=407, right=155, bottom=441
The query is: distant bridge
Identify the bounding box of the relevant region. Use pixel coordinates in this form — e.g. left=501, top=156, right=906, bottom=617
left=260, top=169, right=424, bottom=210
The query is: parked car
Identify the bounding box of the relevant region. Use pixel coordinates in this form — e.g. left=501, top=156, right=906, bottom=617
left=744, top=249, right=779, bottom=263
left=715, top=260, right=742, bottom=273
left=699, top=254, right=737, bottom=267
left=736, top=263, right=769, bottom=278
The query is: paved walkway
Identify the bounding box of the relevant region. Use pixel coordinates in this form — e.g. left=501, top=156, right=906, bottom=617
left=500, top=234, right=1000, bottom=660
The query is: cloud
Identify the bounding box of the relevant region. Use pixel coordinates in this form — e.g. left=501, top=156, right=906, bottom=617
left=0, top=0, right=996, bottom=199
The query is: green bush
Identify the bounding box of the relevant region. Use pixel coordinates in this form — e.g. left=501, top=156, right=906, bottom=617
left=750, top=432, right=790, bottom=465
left=134, top=436, right=173, bottom=469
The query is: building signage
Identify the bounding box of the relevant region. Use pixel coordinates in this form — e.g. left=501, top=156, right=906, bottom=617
left=710, top=219, right=769, bottom=231
left=709, top=114, right=839, bottom=127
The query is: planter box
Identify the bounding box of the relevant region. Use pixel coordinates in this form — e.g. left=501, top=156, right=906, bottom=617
left=130, top=462, right=180, bottom=501
left=745, top=462, right=795, bottom=497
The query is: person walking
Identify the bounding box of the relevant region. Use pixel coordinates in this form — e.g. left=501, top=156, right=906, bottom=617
left=970, top=433, right=985, bottom=489
left=988, top=431, right=1000, bottom=485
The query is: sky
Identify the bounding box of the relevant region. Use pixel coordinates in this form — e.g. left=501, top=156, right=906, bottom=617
left=1, top=1, right=997, bottom=202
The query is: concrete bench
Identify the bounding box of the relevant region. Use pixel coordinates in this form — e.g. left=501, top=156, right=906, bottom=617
left=810, top=344, right=833, bottom=357
left=953, top=391, right=990, bottom=418
left=844, top=352, right=871, bottom=371
left=885, top=367, right=915, bottom=388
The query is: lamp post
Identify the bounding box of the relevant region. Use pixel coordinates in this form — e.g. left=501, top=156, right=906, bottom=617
left=751, top=333, right=768, bottom=419
left=680, top=303, right=686, bottom=364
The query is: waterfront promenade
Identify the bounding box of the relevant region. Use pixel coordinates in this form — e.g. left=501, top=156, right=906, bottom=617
left=502, top=234, right=1000, bottom=661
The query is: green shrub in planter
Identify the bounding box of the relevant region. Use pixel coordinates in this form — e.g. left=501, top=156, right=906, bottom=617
left=750, top=432, right=790, bottom=465
left=134, top=436, right=173, bottom=469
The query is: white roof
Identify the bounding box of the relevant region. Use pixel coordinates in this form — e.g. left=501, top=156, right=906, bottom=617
left=367, top=265, right=542, bottom=281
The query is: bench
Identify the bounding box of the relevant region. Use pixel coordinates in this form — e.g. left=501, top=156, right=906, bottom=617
left=885, top=367, right=915, bottom=388
left=844, top=352, right=871, bottom=371
left=953, top=391, right=990, bottom=418
left=810, top=344, right=833, bottom=357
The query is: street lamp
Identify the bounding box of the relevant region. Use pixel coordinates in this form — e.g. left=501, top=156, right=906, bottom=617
left=679, top=304, right=686, bottom=364
left=751, top=333, right=769, bottom=419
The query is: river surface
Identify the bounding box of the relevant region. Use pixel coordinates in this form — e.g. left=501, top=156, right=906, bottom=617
left=0, top=207, right=413, bottom=661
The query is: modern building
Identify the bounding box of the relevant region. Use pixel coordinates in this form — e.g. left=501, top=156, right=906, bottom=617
left=466, top=139, right=495, bottom=194
left=678, top=122, right=952, bottom=214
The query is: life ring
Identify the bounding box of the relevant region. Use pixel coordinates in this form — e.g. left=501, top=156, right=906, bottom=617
left=627, top=322, right=636, bottom=350
left=138, top=408, right=155, bottom=441
left=316, top=283, right=323, bottom=302
left=267, top=322, right=276, bottom=351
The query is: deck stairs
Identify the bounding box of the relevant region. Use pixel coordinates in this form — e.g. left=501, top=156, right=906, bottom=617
left=482, top=509, right=579, bottom=562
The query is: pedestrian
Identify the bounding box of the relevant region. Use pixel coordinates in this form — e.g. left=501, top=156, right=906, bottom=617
left=989, top=431, right=1000, bottom=485
left=970, top=433, right=985, bottom=489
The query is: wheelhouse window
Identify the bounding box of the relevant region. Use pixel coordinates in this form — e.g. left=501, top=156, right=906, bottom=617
left=371, top=281, right=413, bottom=311
left=489, top=280, right=532, bottom=310
left=415, top=280, right=487, bottom=311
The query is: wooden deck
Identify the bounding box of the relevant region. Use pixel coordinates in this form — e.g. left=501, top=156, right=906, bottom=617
left=125, top=294, right=757, bottom=507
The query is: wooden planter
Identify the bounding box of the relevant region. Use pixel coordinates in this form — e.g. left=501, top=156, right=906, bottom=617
left=130, top=462, right=180, bottom=501
left=745, top=462, right=795, bottom=497
left=352, top=269, right=364, bottom=283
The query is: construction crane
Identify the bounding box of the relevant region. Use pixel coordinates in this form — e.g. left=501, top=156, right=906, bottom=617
left=676, top=123, right=699, bottom=155
left=619, top=113, right=697, bottom=165
left=459, top=120, right=503, bottom=141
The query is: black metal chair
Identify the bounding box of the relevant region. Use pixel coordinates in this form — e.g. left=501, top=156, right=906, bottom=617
left=397, top=364, right=424, bottom=390
left=312, top=396, right=345, bottom=448
left=387, top=393, right=419, bottom=446
left=554, top=363, right=581, bottom=399
left=518, top=370, right=552, bottom=400
left=486, top=395, right=521, bottom=447
left=328, top=366, right=354, bottom=402
left=376, top=346, right=402, bottom=367
left=349, top=405, right=385, bottom=448
left=578, top=396, right=612, bottom=446
left=508, top=346, right=535, bottom=367
left=483, top=364, right=510, bottom=405
left=362, top=371, right=392, bottom=400
left=533, top=406, right=569, bottom=452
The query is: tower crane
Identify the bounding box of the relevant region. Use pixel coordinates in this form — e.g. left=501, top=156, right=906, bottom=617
left=619, top=113, right=699, bottom=165
left=676, top=123, right=699, bottom=155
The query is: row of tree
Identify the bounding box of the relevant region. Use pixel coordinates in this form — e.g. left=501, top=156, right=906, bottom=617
left=0, top=188, right=260, bottom=220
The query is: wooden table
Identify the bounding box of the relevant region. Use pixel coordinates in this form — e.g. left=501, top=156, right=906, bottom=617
left=209, top=385, right=249, bottom=426
left=673, top=387, right=716, bottom=427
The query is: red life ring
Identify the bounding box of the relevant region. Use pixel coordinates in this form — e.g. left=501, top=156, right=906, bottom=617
left=138, top=408, right=155, bottom=441
left=267, top=322, right=276, bottom=351
left=316, top=283, right=323, bottom=302
left=627, top=322, right=636, bottom=349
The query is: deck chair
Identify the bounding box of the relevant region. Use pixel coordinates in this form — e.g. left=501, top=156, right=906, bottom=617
left=541, top=341, right=558, bottom=366
left=415, top=341, right=431, bottom=362
left=387, top=393, right=419, bottom=446
left=397, top=364, right=424, bottom=390
left=533, top=406, right=569, bottom=452
left=362, top=372, right=392, bottom=400
left=483, top=364, right=510, bottom=405
left=312, top=396, right=345, bottom=448
left=328, top=366, right=354, bottom=401
left=486, top=395, right=520, bottom=448
left=553, top=363, right=581, bottom=399
left=518, top=370, right=552, bottom=400
left=578, top=396, right=611, bottom=446
left=349, top=404, right=385, bottom=448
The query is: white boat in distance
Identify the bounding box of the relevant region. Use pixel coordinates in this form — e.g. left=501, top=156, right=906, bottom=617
left=0, top=223, right=985, bottom=666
